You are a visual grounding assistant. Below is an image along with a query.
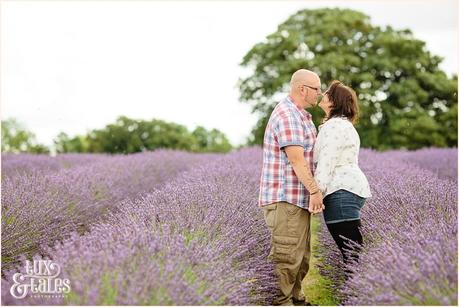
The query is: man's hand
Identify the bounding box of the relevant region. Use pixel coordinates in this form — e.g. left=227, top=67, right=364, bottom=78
left=284, top=145, right=324, bottom=214
left=308, top=191, right=324, bottom=214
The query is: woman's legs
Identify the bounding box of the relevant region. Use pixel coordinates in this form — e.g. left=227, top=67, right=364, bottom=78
left=325, top=219, right=363, bottom=266
left=323, top=190, right=366, bottom=277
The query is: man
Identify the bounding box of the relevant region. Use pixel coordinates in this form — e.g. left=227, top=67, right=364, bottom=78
left=259, top=69, right=324, bottom=306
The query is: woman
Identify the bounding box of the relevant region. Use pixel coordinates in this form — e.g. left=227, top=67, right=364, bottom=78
left=313, top=80, right=372, bottom=268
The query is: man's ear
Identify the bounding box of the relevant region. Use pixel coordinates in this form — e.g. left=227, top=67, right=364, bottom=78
left=299, top=85, right=305, bottom=94
left=303, top=87, right=309, bottom=99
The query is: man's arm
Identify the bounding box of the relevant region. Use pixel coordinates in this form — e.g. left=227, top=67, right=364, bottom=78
left=284, top=145, right=324, bottom=213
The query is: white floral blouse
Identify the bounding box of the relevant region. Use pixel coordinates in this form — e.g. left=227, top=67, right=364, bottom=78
left=313, top=116, right=372, bottom=198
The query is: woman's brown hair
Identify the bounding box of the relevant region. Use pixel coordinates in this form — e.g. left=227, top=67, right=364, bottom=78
left=324, top=80, right=359, bottom=124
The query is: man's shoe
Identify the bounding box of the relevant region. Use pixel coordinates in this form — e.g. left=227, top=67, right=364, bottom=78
left=275, top=299, right=294, bottom=306
left=292, top=292, right=305, bottom=303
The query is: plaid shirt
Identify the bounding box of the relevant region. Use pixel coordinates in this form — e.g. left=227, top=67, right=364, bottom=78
left=258, top=96, right=317, bottom=209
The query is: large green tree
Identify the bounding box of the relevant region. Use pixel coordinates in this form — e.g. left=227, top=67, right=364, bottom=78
left=238, top=8, right=457, bottom=150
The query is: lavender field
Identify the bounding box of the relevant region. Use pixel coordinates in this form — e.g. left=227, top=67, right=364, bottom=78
left=1, top=147, right=457, bottom=305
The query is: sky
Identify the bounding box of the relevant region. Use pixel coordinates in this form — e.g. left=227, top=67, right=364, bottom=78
left=1, top=0, right=457, bottom=148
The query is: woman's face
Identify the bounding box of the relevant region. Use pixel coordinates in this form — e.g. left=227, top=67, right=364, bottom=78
left=318, top=92, right=332, bottom=115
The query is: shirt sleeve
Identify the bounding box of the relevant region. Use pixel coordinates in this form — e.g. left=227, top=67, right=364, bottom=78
left=274, top=114, right=305, bottom=149
left=314, top=122, right=345, bottom=194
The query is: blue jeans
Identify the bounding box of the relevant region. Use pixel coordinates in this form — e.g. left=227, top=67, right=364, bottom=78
left=323, top=189, right=366, bottom=224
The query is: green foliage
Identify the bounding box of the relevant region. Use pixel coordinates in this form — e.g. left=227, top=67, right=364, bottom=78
left=97, top=272, right=119, bottom=305
left=191, top=126, right=232, bottom=153
left=2, top=116, right=232, bottom=154
left=56, top=116, right=232, bottom=154
left=1, top=118, right=50, bottom=153
left=238, top=8, right=457, bottom=150
left=54, top=132, right=89, bottom=153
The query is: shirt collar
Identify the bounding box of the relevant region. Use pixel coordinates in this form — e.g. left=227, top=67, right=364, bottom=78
left=286, top=96, right=312, bottom=121
left=319, top=116, right=350, bottom=130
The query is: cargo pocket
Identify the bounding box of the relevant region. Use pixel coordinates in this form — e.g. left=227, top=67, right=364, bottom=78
left=285, top=203, right=301, bottom=215
left=285, top=204, right=302, bottom=237
left=272, top=235, right=298, bottom=264
left=263, top=203, right=277, bottom=230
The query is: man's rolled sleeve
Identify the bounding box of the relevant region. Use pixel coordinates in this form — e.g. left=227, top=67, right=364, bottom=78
left=275, top=115, right=305, bottom=149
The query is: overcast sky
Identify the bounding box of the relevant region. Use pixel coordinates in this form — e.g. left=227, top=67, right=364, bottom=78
left=1, top=0, right=457, bottom=147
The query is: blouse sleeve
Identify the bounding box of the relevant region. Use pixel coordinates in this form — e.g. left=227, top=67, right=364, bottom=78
left=315, top=121, right=345, bottom=194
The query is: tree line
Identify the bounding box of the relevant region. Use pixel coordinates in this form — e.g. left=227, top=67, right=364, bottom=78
left=1, top=116, right=233, bottom=154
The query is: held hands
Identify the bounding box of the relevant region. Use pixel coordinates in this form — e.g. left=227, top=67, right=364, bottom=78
left=308, top=191, right=325, bottom=214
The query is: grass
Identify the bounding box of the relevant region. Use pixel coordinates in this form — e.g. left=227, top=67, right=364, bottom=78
left=302, top=215, right=340, bottom=306
left=97, top=271, right=119, bottom=305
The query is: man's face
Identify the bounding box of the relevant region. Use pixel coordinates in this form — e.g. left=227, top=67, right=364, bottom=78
left=300, top=80, right=322, bottom=107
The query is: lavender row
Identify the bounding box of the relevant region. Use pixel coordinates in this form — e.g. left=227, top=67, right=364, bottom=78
left=1, top=153, right=109, bottom=178
left=2, top=148, right=277, bottom=305
left=382, top=147, right=458, bottom=182
left=1, top=150, right=218, bottom=273
left=317, top=149, right=458, bottom=305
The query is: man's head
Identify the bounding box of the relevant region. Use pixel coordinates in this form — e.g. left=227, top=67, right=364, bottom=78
left=289, top=69, right=322, bottom=109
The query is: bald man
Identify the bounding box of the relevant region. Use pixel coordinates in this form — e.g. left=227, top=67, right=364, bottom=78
left=259, top=69, right=324, bottom=305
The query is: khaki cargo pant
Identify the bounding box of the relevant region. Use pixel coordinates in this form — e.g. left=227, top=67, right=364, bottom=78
left=263, top=202, right=311, bottom=305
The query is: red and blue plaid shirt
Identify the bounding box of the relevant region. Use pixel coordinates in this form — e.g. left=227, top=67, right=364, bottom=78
left=258, top=96, right=317, bottom=209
